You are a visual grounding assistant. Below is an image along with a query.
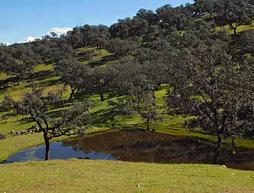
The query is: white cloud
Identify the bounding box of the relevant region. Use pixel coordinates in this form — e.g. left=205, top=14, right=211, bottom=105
left=25, top=36, right=41, bottom=42
left=23, top=27, right=72, bottom=43
left=0, top=41, right=10, bottom=46
left=47, top=27, right=72, bottom=36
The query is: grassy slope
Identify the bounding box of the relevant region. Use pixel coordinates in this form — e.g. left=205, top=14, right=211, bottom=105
left=0, top=47, right=254, bottom=161
left=1, top=160, right=254, bottom=192
left=217, top=22, right=254, bottom=34
left=0, top=28, right=254, bottom=192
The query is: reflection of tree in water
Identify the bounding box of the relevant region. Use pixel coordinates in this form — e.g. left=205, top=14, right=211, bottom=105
left=62, top=130, right=254, bottom=170
left=62, top=140, right=89, bottom=154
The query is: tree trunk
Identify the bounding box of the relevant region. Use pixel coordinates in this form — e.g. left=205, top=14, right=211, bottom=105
left=231, top=138, right=237, bottom=155
left=233, top=27, right=237, bottom=36
left=16, top=74, right=22, bottom=85
left=152, top=90, right=156, bottom=106
left=146, top=118, right=150, bottom=131
left=213, top=134, right=223, bottom=164
left=69, top=87, right=76, bottom=101
left=146, top=123, right=150, bottom=131
left=209, top=12, right=213, bottom=21
left=43, top=134, right=50, bottom=161
left=99, top=88, right=105, bottom=102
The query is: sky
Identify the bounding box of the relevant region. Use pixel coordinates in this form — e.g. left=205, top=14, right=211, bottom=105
left=0, top=0, right=192, bottom=44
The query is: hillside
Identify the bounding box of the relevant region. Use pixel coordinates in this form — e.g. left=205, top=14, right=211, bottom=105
left=1, top=160, right=254, bottom=192
left=0, top=0, right=254, bottom=192
left=0, top=46, right=254, bottom=163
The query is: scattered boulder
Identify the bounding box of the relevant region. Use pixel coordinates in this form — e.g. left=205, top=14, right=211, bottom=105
left=78, top=157, right=90, bottom=160
left=1, top=113, right=16, bottom=120
left=0, top=134, right=6, bottom=140
left=26, top=125, right=41, bottom=134
left=20, top=130, right=28, bottom=135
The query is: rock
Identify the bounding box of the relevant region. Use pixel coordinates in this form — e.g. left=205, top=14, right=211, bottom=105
left=20, top=130, right=28, bottom=135
left=0, top=134, right=6, bottom=140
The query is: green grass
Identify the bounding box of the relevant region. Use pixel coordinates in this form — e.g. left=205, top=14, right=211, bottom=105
left=1, top=56, right=253, bottom=163
left=0, top=44, right=254, bottom=192
left=0, top=72, right=9, bottom=80
left=217, top=22, right=254, bottom=34
left=34, top=64, right=54, bottom=72
left=0, top=114, right=34, bottom=135
left=0, top=134, right=43, bottom=163
left=1, top=160, right=254, bottom=192
left=0, top=27, right=254, bottom=193
left=79, top=48, right=116, bottom=68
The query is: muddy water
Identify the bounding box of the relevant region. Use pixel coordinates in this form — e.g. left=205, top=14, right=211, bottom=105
left=5, top=130, right=254, bottom=171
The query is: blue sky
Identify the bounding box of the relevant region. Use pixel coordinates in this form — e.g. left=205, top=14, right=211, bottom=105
left=0, top=0, right=192, bottom=44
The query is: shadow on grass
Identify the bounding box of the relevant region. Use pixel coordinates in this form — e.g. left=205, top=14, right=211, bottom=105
left=88, top=55, right=116, bottom=68
left=77, top=49, right=95, bottom=63
left=29, top=70, right=56, bottom=82
left=91, top=108, right=118, bottom=125
left=0, top=76, right=21, bottom=91
left=19, top=103, right=74, bottom=125
left=32, top=77, right=62, bottom=88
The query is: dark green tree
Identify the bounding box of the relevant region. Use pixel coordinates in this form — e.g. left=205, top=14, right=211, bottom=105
left=215, top=0, right=254, bottom=36
left=239, top=30, right=254, bottom=55
left=106, top=37, right=141, bottom=59
left=3, top=88, right=90, bottom=160
left=109, top=18, right=148, bottom=39
left=135, top=9, right=158, bottom=25
left=194, top=0, right=217, bottom=19
left=55, top=57, right=91, bottom=101
left=0, top=44, right=39, bottom=83
left=157, top=5, right=192, bottom=35
left=166, top=45, right=253, bottom=164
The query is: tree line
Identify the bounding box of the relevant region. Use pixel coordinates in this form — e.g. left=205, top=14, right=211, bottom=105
left=1, top=0, right=254, bottom=163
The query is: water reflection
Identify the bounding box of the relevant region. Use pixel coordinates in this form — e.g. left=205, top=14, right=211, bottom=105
left=6, top=142, right=116, bottom=163
left=5, top=130, right=254, bottom=171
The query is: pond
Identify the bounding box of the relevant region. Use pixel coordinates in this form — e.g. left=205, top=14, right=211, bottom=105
left=5, top=142, right=116, bottom=163
left=4, top=130, right=254, bottom=171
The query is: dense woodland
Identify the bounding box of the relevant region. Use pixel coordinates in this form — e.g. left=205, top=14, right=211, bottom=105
left=0, top=0, right=254, bottom=163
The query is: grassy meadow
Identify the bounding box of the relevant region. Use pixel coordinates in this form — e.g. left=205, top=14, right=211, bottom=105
left=0, top=24, right=254, bottom=192
left=1, top=160, right=254, bottom=192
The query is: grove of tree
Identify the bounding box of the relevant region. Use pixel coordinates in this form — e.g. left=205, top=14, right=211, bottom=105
left=0, top=0, right=254, bottom=163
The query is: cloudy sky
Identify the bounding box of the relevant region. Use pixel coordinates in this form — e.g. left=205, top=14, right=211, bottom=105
left=0, top=0, right=191, bottom=44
